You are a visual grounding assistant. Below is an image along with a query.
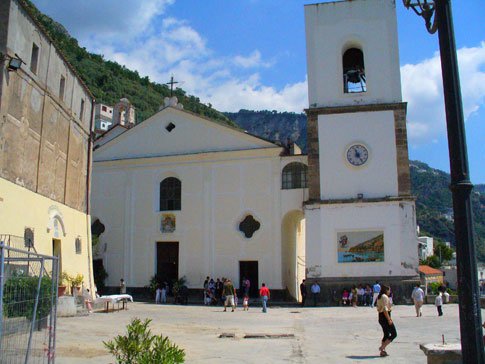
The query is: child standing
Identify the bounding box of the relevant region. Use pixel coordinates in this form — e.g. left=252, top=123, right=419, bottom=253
left=161, top=283, right=167, bottom=304
left=155, top=286, right=162, bottom=304
left=435, top=291, right=443, bottom=316
left=243, top=295, right=249, bottom=311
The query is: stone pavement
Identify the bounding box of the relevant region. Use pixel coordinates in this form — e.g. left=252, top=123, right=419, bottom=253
left=55, top=302, right=469, bottom=363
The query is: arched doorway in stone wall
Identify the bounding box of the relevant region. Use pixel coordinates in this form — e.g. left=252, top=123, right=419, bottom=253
left=281, top=210, right=305, bottom=301
left=47, top=208, right=66, bottom=273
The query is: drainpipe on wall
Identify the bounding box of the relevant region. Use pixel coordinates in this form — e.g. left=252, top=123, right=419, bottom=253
left=85, top=98, right=96, bottom=293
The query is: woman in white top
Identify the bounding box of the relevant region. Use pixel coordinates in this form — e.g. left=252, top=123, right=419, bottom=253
left=376, top=285, right=397, bottom=357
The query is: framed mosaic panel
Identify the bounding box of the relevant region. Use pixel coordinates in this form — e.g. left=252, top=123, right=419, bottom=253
left=337, top=231, right=384, bottom=263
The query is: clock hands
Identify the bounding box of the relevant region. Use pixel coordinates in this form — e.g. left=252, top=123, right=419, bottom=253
left=348, top=145, right=368, bottom=166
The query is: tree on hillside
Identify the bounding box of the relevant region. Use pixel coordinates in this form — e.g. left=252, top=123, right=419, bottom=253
left=434, top=242, right=454, bottom=262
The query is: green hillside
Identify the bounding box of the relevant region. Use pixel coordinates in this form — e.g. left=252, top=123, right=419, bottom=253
left=224, top=110, right=307, bottom=151
left=410, top=161, right=485, bottom=261
left=22, top=0, right=234, bottom=126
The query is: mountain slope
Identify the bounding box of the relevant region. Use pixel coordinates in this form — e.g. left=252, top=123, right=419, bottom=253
left=410, top=161, right=485, bottom=261
left=224, top=110, right=307, bottom=150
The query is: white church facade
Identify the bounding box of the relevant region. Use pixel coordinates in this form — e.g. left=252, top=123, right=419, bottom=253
left=91, top=0, right=419, bottom=303
left=91, top=101, right=308, bottom=299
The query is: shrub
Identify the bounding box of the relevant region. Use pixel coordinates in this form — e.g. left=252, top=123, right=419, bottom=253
left=427, top=282, right=443, bottom=295
left=104, top=318, right=185, bottom=364
left=3, top=275, right=53, bottom=321
left=147, top=274, right=163, bottom=296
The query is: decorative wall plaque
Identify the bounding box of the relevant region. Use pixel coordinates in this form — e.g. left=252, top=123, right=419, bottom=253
left=239, top=215, right=260, bottom=238
left=161, top=213, right=176, bottom=233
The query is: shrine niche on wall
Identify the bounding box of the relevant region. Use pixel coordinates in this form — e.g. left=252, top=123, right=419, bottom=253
left=24, top=228, right=34, bottom=248
left=337, top=231, right=384, bottom=263
left=239, top=215, right=260, bottom=238
left=161, top=213, right=176, bottom=233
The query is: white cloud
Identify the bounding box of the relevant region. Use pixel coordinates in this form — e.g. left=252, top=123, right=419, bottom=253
left=33, top=0, right=174, bottom=47
left=232, top=50, right=272, bottom=69
left=200, top=77, right=308, bottom=113
left=401, top=42, right=485, bottom=144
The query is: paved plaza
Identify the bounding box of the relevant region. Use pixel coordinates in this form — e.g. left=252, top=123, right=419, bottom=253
left=55, top=302, right=469, bottom=363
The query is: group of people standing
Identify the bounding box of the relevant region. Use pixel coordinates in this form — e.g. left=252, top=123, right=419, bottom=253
left=155, top=281, right=168, bottom=304
left=202, top=276, right=271, bottom=313
left=299, top=279, right=321, bottom=306
left=299, top=280, right=385, bottom=308
left=203, top=277, right=226, bottom=306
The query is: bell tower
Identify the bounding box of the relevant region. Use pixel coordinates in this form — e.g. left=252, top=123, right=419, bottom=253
left=304, top=0, right=418, bottom=302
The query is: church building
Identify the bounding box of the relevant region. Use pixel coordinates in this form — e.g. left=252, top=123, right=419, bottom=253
left=91, top=0, right=418, bottom=302
left=91, top=98, right=308, bottom=299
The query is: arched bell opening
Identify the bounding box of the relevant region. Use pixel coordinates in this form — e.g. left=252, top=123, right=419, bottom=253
left=343, top=47, right=366, bottom=93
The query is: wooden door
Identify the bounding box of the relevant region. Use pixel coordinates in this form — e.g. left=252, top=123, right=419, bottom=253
left=156, top=242, right=179, bottom=284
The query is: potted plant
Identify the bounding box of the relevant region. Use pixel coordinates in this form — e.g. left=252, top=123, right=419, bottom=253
left=70, top=273, right=84, bottom=295
left=58, top=271, right=70, bottom=297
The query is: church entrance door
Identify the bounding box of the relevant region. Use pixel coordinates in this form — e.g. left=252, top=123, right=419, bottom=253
left=239, top=261, right=258, bottom=297
left=52, top=239, right=62, bottom=273
left=156, top=242, right=179, bottom=285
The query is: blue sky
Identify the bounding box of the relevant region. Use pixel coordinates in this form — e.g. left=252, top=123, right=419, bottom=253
left=32, top=0, right=485, bottom=183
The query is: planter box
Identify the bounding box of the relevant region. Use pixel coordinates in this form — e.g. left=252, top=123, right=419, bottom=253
left=57, top=296, right=77, bottom=317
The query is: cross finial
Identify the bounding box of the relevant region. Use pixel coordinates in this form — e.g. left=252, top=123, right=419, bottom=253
left=165, top=76, right=179, bottom=97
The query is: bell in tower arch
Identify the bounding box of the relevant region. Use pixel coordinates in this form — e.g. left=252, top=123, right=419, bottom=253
left=343, top=48, right=366, bottom=93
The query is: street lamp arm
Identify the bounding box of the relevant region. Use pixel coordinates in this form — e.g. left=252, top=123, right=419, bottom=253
left=402, top=0, right=438, bottom=34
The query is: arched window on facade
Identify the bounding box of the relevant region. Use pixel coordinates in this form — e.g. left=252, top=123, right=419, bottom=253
left=343, top=48, right=366, bottom=93
left=75, top=237, right=82, bottom=254
left=282, top=162, right=308, bottom=189
left=160, top=177, right=181, bottom=211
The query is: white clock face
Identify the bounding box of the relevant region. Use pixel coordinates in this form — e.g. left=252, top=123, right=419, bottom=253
left=346, top=144, right=369, bottom=166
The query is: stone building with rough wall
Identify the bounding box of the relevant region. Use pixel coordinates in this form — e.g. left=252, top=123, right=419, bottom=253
left=0, top=0, right=95, bottom=293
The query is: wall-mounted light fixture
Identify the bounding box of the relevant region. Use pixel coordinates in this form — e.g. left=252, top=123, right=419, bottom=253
left=1, top=52, right=25, bottom=72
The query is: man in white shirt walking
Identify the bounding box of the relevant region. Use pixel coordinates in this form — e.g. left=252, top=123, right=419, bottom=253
left=311, top=282, right=321, bottom=306
left=411, top=283, right=425, bottom=317
left=371, top=281, right=381, bottom=308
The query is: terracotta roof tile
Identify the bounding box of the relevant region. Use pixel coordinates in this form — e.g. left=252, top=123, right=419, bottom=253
left=419, top=265, right=443, bottom=275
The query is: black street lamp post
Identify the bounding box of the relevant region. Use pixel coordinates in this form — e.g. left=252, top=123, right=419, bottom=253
left=402, top=1, right=484, bottom=362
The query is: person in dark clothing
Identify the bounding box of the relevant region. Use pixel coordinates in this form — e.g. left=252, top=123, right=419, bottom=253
left=300, top=279, right=307, bottom=307
left=215, top=278, right=223, bottom=304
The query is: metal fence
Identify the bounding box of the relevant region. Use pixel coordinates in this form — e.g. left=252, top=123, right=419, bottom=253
left=0, top=240, right=59, bottom=364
